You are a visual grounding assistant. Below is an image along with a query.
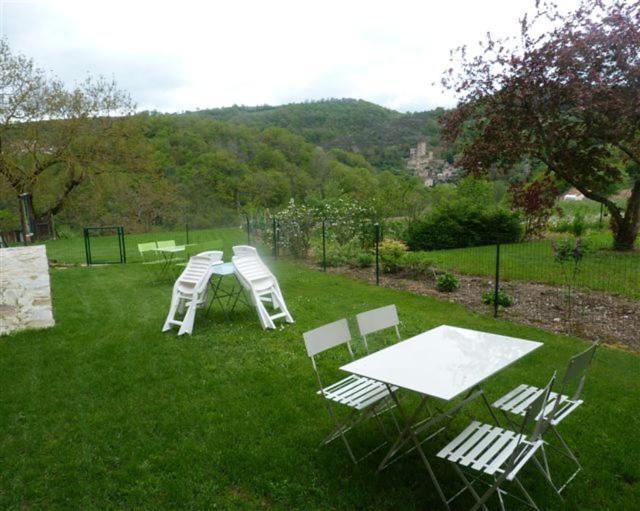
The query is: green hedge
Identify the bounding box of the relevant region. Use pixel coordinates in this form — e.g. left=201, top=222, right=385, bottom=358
left=407, top=203, right=522, bottom=251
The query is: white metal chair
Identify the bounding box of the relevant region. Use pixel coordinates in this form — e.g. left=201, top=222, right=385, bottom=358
left=162, top=256, right=215, bottom=335
left=437, top=373, right=559, bottom=511
left=303, top=319, right=399, bottom=464
left=232, top=245, right=259, bottom=258
left=356, top=304, right=402, bottom=354
left=232, top=252, right=293, bottom=329
left=492, top=342, right=598, bottom=493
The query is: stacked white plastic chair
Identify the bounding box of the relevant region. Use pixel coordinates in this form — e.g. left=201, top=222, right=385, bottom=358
left=231, top=245, right=293, bottom=329
left=162, top=252, right=222, bottom=335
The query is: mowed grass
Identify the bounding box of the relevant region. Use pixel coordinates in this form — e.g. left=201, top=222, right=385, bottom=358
left=421, top=231, right=639, bottom=300
left=1, top=230, right=639, bottom=510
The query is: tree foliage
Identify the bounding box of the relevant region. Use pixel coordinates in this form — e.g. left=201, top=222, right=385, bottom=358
left=441, top=0, right=640, bottom=250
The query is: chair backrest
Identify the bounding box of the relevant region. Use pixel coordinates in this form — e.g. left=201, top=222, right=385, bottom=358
left=232, top=255, right=273, bottom=284
left=138, top=241, right=157, bottom=254
left=303, top=319, right=352, bottom=358
left=157, top=240, right=176, bottom=249
left=356, top=304, right=401, bottom=352
left=195, top=251, right=223, bottom=264
left=522, top=372, right=557, bottom=441
left=558, top=342, right=598, bottom=402
left=233, top=245, right=259, bottom=258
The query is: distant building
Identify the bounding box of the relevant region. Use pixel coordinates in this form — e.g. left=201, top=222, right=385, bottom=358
left=562, top=188, right=585, bottom=201
left=407, top=141, right=459, bottom=186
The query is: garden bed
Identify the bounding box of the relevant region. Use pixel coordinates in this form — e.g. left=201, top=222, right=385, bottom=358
left=312, top=263, right=640, bottom=352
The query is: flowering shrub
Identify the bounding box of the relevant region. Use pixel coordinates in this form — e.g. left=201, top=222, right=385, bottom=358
left=436, top=273, right=459, bottom=292
left=273, top=200, right=318, bottom=258
left=316, top=198, right=374, bottom=245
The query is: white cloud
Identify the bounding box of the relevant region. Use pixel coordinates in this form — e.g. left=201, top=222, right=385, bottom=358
left=1, top=0, right=582, bottom=112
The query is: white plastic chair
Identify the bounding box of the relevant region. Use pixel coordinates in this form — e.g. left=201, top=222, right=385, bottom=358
left=195, top=250, right=224, bottom=265
left=356, top=304, right=402, bottom=353
left=232, top=245, right=259, bottom=258
left=492, top=342, right=598, bottom=493
left=438, top=373, right=560, bottom=511
left=162, top=256, right=216, bottom=335
left=303, top=319, right=398, bottom=464
left=232, top=252, right=293, bottom=329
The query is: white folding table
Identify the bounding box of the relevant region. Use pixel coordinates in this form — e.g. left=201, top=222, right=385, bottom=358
left=341, top=325, right=542, bottom=509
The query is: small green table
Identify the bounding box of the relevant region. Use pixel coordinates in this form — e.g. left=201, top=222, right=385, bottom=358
left=206, top=262, right=249, bottom=320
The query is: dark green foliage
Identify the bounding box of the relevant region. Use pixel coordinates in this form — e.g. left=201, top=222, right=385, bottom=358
left=356, top=252, right=374, bottom=268
left=407, top=203, right=522, bottom=251
left=482, top=289, right=514, bottom=307
left=436, top=272, right=459, bottom=292
left=197, top=99, right=449, bottom=169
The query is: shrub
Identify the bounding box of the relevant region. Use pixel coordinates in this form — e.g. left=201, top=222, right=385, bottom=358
left=482, top=289, right=514, bottom=307
left=311, top=238, right=360, bottom=267
left=356, top=252, right=373, bottom=268
left=436, top=272, right=459, bottom=292
left=401, top=251, right=434, bottom=276
left=407, top=202, right=522, bottom=251
left=571, top=212, right=586, bottom=237
left=379, top=239, right=407, bottom=273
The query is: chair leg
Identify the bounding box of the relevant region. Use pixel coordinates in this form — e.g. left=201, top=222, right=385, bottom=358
left=513, top=476, right=541, bottom=511
left=162, top=292, right=181, bottom=332
left=452, top=464, right=490, bottom=511
left=469, top=473, right=507, bottom=511
left=178, top=298, right=197, bottom=335
left=532, top=449, right=564, bottom=501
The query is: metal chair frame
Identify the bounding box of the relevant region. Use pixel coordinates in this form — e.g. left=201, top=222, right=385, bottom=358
left=438, top=373, right=560, bottom=511
left=303, top=318, right=400, bottom=464
left=492, top=342, right=598, bottom=493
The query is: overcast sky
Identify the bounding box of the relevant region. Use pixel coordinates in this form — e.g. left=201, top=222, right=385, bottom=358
left=2, top=0, right=581, bottom=113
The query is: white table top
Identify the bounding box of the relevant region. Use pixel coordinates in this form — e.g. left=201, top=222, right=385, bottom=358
left=211, top=262, right=235, bottom=275
left=341, top=325, right=542, bottom=401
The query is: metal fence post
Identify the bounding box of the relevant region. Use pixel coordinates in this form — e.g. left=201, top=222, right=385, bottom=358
left=322, top=219, right=327, bottom=272
left=246, top=214, right=251, bottom=245
left=494, top=243, right=501, bottom=318
left=120, top=227, right=127, bottom=263
left=83, top=228, right=91, bottom=266
left=375, top=223, right=381, bottom=286
left=186, top=222, right=190, bottom=245
left=272, top=218, right=277, bottom=259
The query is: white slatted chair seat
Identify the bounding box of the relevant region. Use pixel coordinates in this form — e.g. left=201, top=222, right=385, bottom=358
left=437, top=374, right=559, bottom=510
left=492, top=384, right=582, bottom=426
left=437, top=421, right=542, bottom=481
left=319, top=375, right=397, bottom=411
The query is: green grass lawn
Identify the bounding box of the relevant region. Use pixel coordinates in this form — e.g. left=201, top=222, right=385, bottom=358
left=1, top=230, right=639, bottom=509
left=420, top=231, right=639, bottom=300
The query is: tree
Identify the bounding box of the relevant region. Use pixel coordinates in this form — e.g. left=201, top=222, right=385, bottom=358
left=0, top=39, right=138, bottom=238
left=441, top=0, right=640, bottom=250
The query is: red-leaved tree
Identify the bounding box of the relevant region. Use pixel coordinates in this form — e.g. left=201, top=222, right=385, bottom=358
left=510, top=174, right=561, bottom=239
left=441, top=0, right=640, bottom=250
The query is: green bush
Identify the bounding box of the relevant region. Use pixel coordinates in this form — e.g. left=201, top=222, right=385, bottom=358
left=436, top=272, right=459, bottom=292
left=407, top=202, right=522, bottom=251
left=356, top=252, right=373, bottom=268
left=379, top=239, right=407, bottom=273
left=482, top=289, right=514, bottom=307
left=401, top=252, right=434, bottom=276
left=312, top=238, right=361, bottom=267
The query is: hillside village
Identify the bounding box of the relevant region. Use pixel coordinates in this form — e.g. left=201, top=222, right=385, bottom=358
left=406, top=141, right=459, bottom=186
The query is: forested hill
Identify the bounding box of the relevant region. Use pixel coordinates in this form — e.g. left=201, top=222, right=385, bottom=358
left=194, top=99, right=450, bottom=169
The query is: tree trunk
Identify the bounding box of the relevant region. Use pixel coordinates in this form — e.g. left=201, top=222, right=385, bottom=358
left=611, top=180, right=640, bottom=251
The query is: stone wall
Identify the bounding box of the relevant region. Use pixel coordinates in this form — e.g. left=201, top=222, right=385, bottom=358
left=0, top=245, right=55, bottom=336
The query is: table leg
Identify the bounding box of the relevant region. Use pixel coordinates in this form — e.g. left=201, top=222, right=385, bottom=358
left=380, top=385, right=450, bottom=510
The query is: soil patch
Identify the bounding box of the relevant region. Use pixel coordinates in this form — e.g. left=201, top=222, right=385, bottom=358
left=303, top=261, right=639, bottom=352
